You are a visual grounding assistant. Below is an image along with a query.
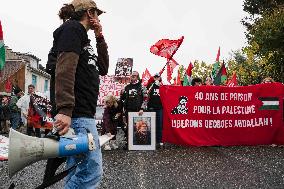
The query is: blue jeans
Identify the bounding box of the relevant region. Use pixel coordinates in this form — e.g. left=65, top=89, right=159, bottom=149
left=65, top=118, right=103, bottom=189
left=10, top=112, right=21, bottom=129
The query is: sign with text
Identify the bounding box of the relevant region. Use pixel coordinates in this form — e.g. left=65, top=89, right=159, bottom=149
left=160, top=83, right=284, bottom=146
left=115, top=58, right=133, bottom=77
left=97, top=75, right=125, bottom=106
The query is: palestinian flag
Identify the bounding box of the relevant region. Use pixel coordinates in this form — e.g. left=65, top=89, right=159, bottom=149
left=259, top=97, right=279, bottom=110
left=211, top=47, right=221, bottom=80
left=0, top=21, right=5, bottom=71
left=183, top=74, right=190, bottom=86
left=213, top=61, right=227, bottom=85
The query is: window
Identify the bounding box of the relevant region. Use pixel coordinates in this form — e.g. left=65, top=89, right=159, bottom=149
left=32, top=74, right=37, bottom=87
left=44, top=80, right=48, bottom=92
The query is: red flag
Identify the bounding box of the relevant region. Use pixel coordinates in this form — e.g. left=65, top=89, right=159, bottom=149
left=227, top=71, right=238, bottom=87
left=0, top=21, right=3, bottom=40
left=142, top=68, right=152, bottom=86
left=150, top=36, right=184, bottom=59
left=216, top=47, right=220, bottom=62
left=186, top=62, right=193, bottom=77
left=167, top=58, right=179, bottom=83
left=5, top=77, right=12, bottom=93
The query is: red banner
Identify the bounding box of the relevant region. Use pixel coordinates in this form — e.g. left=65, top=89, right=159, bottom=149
left=160, top=83, right=284, bottom=146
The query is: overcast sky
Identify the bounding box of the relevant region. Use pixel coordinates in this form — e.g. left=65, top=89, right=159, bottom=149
left=0, top=0, right=247, bottom=76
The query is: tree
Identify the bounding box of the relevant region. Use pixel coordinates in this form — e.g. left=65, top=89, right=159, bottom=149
left=242, top=1, right=284, bottom=82
left=191, top=61, right=212, bottom=83
left=227, top=50, right=259, bottom=85
left=227, top=49, right=273, bottom=85
left=242, top=0, right=283, bottom=31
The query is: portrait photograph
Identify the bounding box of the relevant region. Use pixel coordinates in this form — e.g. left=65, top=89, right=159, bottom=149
left=128, top=112, right=156, bottom=150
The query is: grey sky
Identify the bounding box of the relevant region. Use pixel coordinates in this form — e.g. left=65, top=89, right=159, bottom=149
left=0, top=0, right=247, bottom=77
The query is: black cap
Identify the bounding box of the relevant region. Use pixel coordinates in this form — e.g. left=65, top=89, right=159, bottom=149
left=14, top=88, right=22, bottom=95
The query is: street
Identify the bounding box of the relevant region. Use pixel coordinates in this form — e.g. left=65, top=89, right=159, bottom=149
left=1, top=130, right=284, bottom=189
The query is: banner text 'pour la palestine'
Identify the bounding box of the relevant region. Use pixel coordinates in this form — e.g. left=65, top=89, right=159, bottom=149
left=171, top=92, right=273, bottom=129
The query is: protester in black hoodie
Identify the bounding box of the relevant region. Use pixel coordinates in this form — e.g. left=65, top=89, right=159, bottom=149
left=43, top=0, right=109, bottom=188
left=140, top=73, right=164, bottom=148
left=120, top=71, right=147, bottom=149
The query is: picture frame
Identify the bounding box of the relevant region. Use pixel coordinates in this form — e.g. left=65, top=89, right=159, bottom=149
left=128, top=112, right=156, bottom=150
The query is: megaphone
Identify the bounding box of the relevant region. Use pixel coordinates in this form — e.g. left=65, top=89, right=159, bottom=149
left=8, top=128, right=95, bottom=178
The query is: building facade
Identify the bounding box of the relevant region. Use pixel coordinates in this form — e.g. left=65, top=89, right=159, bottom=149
left=0, top=46, right=50, bottom=96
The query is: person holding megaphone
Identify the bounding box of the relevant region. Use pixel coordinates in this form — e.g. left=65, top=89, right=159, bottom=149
left=43, top=0, right=109, bottom=188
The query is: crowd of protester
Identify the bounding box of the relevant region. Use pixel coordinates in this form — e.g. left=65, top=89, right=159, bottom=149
left=0, top=89, right=23, bottom=134
left=97, top=72, right=280, bottom=151
left=0, top=75, right=278, bottom=148
left=0, top=84, right=46, bottom=137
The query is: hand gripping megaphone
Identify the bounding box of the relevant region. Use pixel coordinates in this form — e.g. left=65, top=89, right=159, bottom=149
left=8, top=128, right=95, bottom=178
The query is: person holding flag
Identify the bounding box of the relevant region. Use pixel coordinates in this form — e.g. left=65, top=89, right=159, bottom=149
left=143, top=73, right=164, bottom=148
left=213, top=61, right=227, bottom=85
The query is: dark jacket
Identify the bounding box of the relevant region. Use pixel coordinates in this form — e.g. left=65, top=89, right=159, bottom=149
left=48, top=20, right=109, bottom=118
left=101, top=105, right=121, bottom=136
left=0, top=103, right=11, bottom=120
left=147, top=83, right=162, bottom=110
left=121, top=81, right=144, bottom=112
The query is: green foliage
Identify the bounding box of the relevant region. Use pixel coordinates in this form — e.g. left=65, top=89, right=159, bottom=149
left=227, top=49, right=275, bottom=85
left=178, top=65, right=185, bottom=81
left=191, top=61, right=212, bottom=83
left=243, top=0, right=283, bottom=15
left=242, top=1, right=284, bottom=82
left=242, top=0, right=283, bottom=31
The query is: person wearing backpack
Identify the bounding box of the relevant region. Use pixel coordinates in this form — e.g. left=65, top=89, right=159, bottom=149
left=43, top=0, right=109, bottom=188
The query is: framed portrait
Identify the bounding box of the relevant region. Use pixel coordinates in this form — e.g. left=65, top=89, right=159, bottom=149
left=128, top=112, right=156, bottom=150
